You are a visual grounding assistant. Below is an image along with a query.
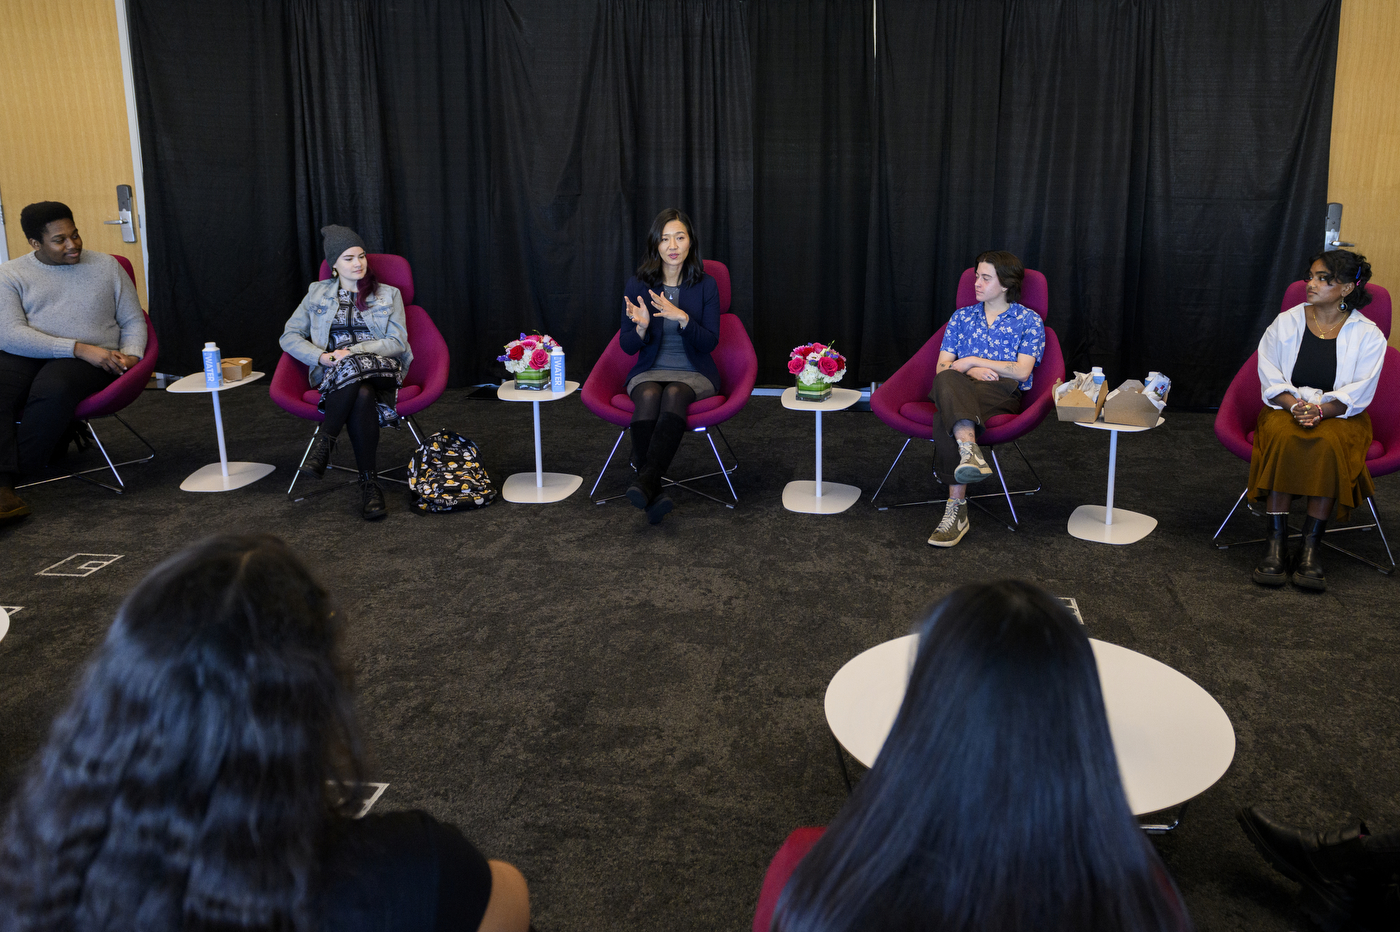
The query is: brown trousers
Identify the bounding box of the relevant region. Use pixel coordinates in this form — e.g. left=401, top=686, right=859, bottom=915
left=928, top=368, right=1021, bottom=485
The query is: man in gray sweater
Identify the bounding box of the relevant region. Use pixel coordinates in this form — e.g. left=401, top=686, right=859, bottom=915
left=0, top=201, right=147, bottom=523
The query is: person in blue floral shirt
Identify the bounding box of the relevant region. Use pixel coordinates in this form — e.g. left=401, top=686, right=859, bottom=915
left=926, top=251, right=1045, bottom=547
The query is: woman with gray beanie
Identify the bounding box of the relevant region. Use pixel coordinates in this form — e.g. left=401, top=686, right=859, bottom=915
left=280, top=225, right=412, bottom=520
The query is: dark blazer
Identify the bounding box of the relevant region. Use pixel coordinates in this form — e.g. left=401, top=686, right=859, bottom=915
left=619, top=274, right=722, bottom=389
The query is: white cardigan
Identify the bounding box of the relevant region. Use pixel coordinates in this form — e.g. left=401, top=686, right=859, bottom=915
left=1258, top=304, right=1386, bottom=417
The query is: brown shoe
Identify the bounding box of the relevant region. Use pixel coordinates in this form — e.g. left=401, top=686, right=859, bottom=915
left=0, top=486, right=31, bottom=524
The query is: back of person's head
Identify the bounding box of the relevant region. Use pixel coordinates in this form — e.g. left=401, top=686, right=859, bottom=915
left=20, top=202, right=74, bottom=244
left=974, top=250, right=1025, bottom=305
left=774, top=581, right=1190, bottom=932
left=1309, top=249, right=1373, bottom=310
left=0, top=534, right=363, bottom=932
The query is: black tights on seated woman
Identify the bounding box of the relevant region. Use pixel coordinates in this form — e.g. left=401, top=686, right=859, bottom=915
left=320, top=376, right=395, bottom=475
left=627, top=380, right=695, bottom=521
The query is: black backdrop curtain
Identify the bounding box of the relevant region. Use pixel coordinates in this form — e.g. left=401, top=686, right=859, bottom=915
left=863, top=0, right=1340, bottom=406
left=131, top=0, right=1337, bottom=407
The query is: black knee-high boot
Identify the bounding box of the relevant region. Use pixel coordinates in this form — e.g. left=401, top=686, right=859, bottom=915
left=1252, top=513, right=1289, bottom=586
left=1293, top=515, right=1328, bottom=591
left=630, top=419, right=656, bottom=470
left=627, top=412, right=685, bottom=523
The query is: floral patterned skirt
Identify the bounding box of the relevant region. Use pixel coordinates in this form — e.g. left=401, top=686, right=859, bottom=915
left=317, top=353, right=404, bottom=427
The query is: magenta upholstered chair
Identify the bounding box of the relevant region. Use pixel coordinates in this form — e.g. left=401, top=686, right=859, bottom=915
left=580, top=259, right=758, bottom=507
left=868, top=267, right=1063, bottom=528
left=18, top=254, right=159, bottom=494
left=1213, top=282, right=1396, bottom=572
left=269, top=254, right=449, bottom=498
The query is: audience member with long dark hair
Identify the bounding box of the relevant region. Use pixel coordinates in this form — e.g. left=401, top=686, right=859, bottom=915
left=281, top=225, right=412, bottom=521
left=0, top=534, right=530, bottom=932
left=1248, top=249, right=1384, bottom=591
left=618, top=208, right=722, bottom=524
left=754, top=581, right=1191, bottom=932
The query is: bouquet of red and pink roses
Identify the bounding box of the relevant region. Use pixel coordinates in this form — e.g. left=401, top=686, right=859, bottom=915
left=788, top=342, right=847, bottom=385
left=498, top=333, right=560, bottom=374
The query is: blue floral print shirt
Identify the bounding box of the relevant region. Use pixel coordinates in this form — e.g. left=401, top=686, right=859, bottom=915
left=940, top=302, right=1046, bottom=391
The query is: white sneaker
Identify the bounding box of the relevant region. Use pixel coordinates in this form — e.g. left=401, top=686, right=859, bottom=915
left=953, top=441, right=993, bottom=484
left=927, top=498, right=969, bottom=547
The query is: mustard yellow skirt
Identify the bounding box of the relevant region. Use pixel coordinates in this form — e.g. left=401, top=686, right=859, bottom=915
left=1246, top=407, right=1374, bottom=520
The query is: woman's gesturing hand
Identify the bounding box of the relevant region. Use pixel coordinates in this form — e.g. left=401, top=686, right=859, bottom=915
left=648, top=290, right=690, bottom=328
left=625, top=294, right=650, bottom=332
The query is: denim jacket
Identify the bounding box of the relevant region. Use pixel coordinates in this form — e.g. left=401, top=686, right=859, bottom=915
left=280, top=278, right=412, bottom=386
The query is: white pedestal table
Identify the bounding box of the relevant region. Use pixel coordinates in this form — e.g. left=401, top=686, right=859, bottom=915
left=780, top=386, right=863, bottom=514
left=497, top=379, right=582, bottom=503
left=1067, top=416, right=1165, bottom=545
left=166, top=372, right=275, bottom=492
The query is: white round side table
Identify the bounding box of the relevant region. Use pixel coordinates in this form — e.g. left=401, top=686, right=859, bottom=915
left=497, top=379, right=582, bottom=503
left=780, top=386, right=863, bottom=514
left=166, top=371, right=276, bottom=492
left=1067, top=416, right=1165, bottom=545
left=824, top=633, right=1235, bottom=819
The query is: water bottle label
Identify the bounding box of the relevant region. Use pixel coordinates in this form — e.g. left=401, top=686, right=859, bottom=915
left=203, top=346, right=223, bottom=388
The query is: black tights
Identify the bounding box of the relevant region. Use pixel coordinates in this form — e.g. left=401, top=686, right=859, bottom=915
left=630, top=381, right=695, bottom=423
left=321, top=378, right=392, bottom=474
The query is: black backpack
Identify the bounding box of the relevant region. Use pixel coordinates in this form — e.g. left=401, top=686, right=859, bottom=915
left=408, top=430, right=496, bottom=512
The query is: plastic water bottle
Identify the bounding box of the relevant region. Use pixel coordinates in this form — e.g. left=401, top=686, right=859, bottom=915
left=203, top=342, right=223, bottom=388
left=549, top=345, right=565, bottom=393
left=1090, top=366, right=1105, bottom=395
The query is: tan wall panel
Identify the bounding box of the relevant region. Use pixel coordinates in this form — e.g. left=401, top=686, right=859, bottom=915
left=0, top=0, right=147, bottom=305
left=1329, top=0, right=1400, bottom=347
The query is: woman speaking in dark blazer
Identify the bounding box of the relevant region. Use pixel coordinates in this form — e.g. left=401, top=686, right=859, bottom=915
left=619, top=208, right=721, bottom=524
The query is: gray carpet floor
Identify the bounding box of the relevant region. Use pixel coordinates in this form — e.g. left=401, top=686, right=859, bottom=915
left=2, top=381, right=1397, bottom=931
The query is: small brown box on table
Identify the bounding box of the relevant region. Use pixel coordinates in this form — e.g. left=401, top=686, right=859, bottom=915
left=1053, top=379, right=1107, bottom=423
left=221, top=357, right=252, bottom=381
left=1101, top=379, right=1164, bottom=428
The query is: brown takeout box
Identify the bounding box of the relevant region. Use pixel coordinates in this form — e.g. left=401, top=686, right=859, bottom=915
left=1053, top=379, right=1108, bottom=423
left=221, top=357, right=252, bottom=381
left=1101, top=379, right=1165, bottom=428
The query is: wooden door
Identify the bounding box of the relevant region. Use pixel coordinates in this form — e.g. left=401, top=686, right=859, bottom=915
left=0, top=0, right=147, bottom=306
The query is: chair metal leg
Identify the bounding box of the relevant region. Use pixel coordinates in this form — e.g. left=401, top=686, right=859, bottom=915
left=16, top=415, right=157, bottom=495
left=870, top=437, right=913, bottom=504
left=590, top=429, right=627, bottom=500
left=876, top=439, right=1040, bottom=527
left=1213, top=488, right=1249, bottom=543
left=591, top=425, right=739, bottom=507
left=1214, top=487, right=1395, bottom=575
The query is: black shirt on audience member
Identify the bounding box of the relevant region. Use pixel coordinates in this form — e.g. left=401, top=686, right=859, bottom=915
left=318, top=810, right=493, bottom=932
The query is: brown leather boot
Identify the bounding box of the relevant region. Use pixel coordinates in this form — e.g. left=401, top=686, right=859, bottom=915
left=0, top=486, right=31, bottom=524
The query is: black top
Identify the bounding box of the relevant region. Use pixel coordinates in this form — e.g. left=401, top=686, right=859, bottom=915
left=317, top=810, right=493, bottom=932
left=1290, top=326, right=1338, bottom=393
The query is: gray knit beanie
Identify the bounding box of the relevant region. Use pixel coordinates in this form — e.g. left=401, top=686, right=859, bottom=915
left=321, top=224, right=365, bottom=270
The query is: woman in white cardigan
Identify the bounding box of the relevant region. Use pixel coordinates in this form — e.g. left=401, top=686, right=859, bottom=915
left=1248, top=249, right=1384, bottom=591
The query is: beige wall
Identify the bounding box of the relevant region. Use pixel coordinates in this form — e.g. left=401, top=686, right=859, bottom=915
left=1330, top=0, right=1400, bottom=347
left=0, top=0, right=147, bottom=305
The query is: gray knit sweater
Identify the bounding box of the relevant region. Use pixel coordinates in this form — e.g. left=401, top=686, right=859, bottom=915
left=0, top=251, right=146, bottom=359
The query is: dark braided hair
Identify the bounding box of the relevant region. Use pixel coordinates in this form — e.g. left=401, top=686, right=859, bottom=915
left=0, top=535, right=364, bottom=932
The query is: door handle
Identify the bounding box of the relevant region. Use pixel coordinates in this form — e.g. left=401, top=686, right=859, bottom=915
left=105, top=184, right=137, bottom=243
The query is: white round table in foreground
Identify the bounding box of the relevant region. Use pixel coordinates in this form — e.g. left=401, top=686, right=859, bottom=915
left=166, top=371, right=276, bottom=492
left=780, top=386, right=863, bottom=514
left=1067, top=416, right=1164, bottom=545
left=497, top=379, right=583, bottom=503
left=824, top=634, right=1235, bottom=817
